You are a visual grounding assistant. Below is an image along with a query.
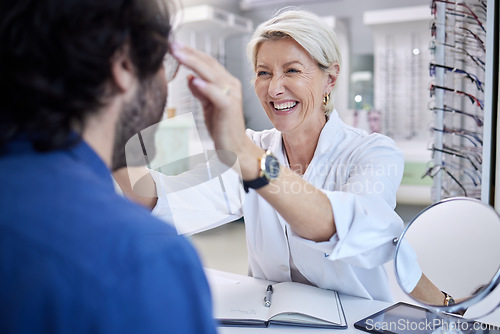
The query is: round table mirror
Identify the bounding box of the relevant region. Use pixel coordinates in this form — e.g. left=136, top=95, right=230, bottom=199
left=394, top=197, right=500, bottom=318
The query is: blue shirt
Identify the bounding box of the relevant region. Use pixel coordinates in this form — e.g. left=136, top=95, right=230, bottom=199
left=0, top=139, right=217, bottom=334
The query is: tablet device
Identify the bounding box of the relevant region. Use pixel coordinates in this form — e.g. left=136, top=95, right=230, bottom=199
left=354, top=302, right=500, bottom=334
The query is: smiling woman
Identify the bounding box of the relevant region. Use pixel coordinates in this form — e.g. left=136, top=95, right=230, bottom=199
left=253, top=37, right=335, bottom=174
left=114, top=8, right=407, bottom=303
left=255, top=39, right=327, bottom=125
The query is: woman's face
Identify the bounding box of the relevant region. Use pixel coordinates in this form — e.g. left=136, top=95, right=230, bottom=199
left=254, top=38, right=332, bottom=135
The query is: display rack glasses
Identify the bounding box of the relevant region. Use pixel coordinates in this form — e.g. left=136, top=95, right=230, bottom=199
left=426, top=0, right=487, bottom=201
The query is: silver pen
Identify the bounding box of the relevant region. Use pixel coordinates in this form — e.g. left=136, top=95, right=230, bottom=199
left=264, top=284, right=273, bottom=307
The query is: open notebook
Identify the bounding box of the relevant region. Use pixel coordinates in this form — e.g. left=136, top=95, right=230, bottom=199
left=208, top=272, right=347, bottom=329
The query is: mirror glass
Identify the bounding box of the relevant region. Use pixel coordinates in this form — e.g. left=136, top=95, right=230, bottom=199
left=395, top=197, right=500, bottom=316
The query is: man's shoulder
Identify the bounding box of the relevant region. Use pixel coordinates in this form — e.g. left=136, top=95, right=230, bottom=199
left=0, top=166, right=214, bottom=333
left=0, top=144, right=201, bottom=285
left=2, top=186, right=199, bottom=280
left=0, top=181, right=215, bottom=334
left=65, top=191, right=200, bottom=280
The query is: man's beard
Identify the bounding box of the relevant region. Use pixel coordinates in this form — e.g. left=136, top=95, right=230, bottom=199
left=111, top=74, right=167, bottom=171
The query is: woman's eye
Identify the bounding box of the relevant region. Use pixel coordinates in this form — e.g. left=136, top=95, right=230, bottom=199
left=286, top=68, right=300, bottom=74
left=257, top=71, right=270, bottom=76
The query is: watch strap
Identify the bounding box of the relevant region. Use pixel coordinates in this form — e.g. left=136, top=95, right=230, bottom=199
left=243, top=177, right=269, bottom=193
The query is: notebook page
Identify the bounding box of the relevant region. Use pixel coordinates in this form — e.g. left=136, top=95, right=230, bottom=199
left=211, top=279, right=270, bottom=322
left=268, top=282, right=342, bottom=325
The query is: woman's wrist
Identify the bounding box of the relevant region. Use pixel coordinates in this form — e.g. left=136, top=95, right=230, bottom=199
left=441, top=291, right=456, bottom=306
left=238, top=143, right=265, bottom=181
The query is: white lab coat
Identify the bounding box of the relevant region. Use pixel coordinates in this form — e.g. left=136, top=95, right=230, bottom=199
left=151, top=110, right=409, bottom=302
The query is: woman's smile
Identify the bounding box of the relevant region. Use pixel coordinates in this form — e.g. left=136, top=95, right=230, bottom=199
left=271, top=100, right=299, bottom=115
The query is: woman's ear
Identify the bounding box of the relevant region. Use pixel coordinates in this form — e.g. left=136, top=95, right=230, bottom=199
left=325, top=63, right=340, bottom=94
left=110, top=43, right=136, bottom=93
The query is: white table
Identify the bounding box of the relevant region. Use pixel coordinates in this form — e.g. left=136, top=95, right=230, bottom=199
left=205, top=269, right=392, bottom=333
left=206, top=269, right=500, bottom=333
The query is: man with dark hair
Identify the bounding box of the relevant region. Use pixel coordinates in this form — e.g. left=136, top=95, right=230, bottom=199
left=0, top=0, right=217, bottom=333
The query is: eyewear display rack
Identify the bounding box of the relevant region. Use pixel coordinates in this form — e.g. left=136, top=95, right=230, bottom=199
left=366, top=6, right=433, bottom=142
left=428, top=0, right=488, bottom=202
left=365, top=6, right=435, bottom=205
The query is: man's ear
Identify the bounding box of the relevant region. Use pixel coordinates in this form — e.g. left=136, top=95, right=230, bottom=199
left=325, top=63, right=340, bottom=94
left=110, top=43, right=136, bottom=93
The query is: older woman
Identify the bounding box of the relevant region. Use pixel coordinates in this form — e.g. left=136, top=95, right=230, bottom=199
left=115, top=9, right=407, bottom=302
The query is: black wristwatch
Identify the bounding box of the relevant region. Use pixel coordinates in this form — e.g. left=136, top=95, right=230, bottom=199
left=243, top=150, right=281, bottom=193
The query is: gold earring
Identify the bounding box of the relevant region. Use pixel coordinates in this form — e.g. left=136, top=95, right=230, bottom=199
left=323, top=93, right=330, bottom=106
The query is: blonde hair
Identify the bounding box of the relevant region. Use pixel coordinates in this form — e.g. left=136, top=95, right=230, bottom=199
left=247, top=8, right=342, bottom=115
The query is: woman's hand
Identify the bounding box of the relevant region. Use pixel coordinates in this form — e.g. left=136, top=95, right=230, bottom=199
left=171, top=42, right=261, bottom=177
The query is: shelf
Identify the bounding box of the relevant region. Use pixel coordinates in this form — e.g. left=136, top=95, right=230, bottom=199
left=176, top=5, right=253, bottom=38
left=397, top=185, right=432, bottom=205
left=363, top=5, right=432, bottom=25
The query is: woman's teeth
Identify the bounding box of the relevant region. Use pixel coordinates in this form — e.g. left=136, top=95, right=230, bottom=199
left=274, top=101, right=297, bottom=111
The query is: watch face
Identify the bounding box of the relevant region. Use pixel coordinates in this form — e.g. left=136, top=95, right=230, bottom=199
left=263, top=154, right=280, bottom=180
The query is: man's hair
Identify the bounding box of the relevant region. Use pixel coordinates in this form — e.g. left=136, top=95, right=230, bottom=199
left=0, top=0, right=173, bottom=152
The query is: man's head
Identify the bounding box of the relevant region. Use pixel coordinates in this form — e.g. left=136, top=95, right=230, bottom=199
left=0, top=0, right=173, bottom=164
